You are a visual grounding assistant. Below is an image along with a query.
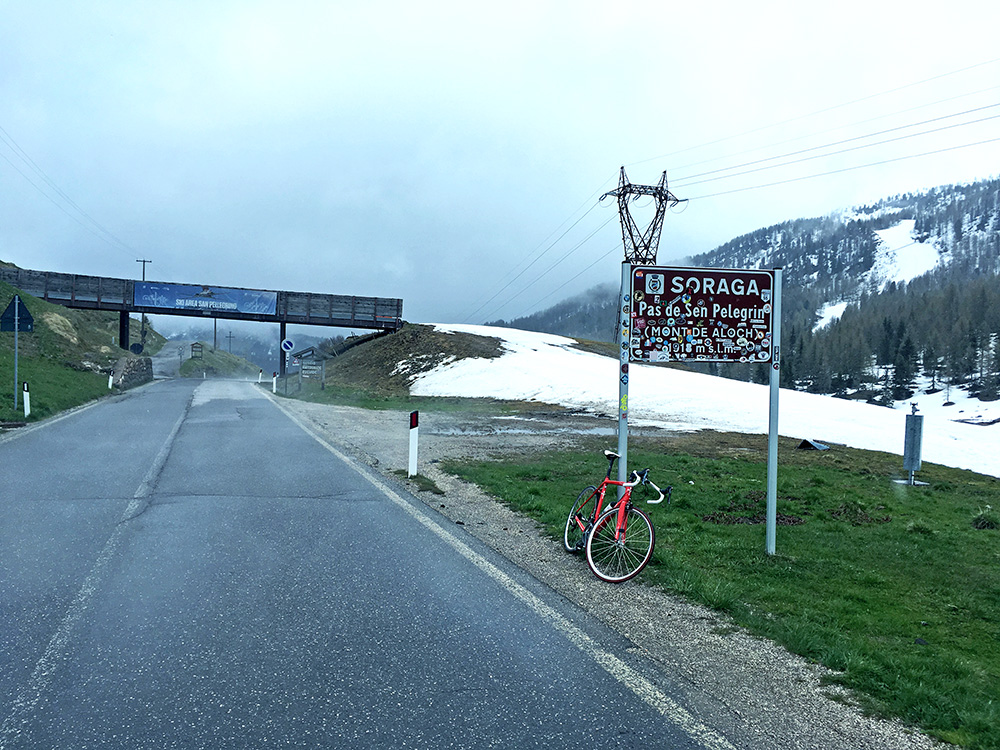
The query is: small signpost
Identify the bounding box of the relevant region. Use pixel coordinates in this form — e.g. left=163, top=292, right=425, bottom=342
left=279, top=340, right=294, bottom=395
left=2, top=295, right=34, bottom=411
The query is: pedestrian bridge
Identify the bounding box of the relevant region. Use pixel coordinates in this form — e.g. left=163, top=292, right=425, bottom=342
left=1, top=266, right=403, bottom=372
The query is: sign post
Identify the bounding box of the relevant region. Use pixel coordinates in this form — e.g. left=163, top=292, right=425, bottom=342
left=766, top=269, right=782, bottom=555
left=628, top=266, right=783, bottom=554
left=2, top=295, right=34, bottom=410
left=617, top=262, right=631, bottom=493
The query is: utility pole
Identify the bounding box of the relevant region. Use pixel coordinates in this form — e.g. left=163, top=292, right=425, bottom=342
left=601, top=167, right=684, bottom=492
left=136, top=258, right=152, bottom=281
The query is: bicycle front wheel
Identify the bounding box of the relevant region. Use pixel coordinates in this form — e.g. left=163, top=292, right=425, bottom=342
left=563, top=485, right=598, bottom=553
left=585, top=505, right=655, bottom=583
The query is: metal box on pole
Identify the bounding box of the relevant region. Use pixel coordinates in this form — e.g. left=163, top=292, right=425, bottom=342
left=903, top=405, right=923, bottom=484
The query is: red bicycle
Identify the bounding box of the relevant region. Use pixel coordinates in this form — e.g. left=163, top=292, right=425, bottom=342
left=563, top=450, right=670, bottom=583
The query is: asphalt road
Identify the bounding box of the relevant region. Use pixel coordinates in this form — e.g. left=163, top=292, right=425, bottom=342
left=0, top=380, right=735, bottom=749
left=150, top=341, right=191, bottom=379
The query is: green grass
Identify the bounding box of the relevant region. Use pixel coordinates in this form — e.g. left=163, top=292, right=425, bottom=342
left=1, top=282, right=164, bottom=422
left=441, top=435, right=1000, bottom=749
left=0, top=348, right=111, bottom=421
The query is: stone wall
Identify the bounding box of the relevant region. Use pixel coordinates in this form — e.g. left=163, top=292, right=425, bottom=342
left=112, top=357, right=153, bottom=390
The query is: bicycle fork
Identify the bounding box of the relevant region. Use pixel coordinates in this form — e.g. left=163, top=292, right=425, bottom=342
left=612, top=503, right=632, bottom=544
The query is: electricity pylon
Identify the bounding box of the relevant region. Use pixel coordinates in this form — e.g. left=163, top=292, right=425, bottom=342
left=601, top=166, right=684, bottom=264
left=602, top=166, right=685, bottom=494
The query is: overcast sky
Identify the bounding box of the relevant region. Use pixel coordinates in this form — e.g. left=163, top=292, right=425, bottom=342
left=2, top=1, right=998, bottom=333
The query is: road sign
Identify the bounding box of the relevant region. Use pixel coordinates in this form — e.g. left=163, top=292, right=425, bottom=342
left=280, top=338, right=294, bottom=352
left=629, top=266, right=775, bottom=363
left=1, top=295, right=33, bottom=332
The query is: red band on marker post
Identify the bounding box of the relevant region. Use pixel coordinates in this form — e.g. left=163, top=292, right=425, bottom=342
left=410, top=411, right=418, bottom=429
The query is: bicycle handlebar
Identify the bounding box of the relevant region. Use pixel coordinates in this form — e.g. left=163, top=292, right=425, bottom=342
left=625, top=469, right=671, bottom=505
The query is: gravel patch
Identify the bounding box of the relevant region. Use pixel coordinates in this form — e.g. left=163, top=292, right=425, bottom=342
left=277, top=396, right=943, bottom=750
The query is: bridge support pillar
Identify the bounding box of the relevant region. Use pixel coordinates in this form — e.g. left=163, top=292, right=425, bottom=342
left=119, top=311, right=130, bottom=350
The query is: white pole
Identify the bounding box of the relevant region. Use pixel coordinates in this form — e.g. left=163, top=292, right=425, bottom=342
left=272, top=373, right=277, bottom=394
left=407, top=411, right=419, bottom=477
left=616, top=261, right=631, bottom=495
left=108, top=371, right=114, bottom=389
left=258, top=369, right=263, bottom=384
left=766, top=268, right=783, bottom=556
left=22, top=382, right=30, bottom=418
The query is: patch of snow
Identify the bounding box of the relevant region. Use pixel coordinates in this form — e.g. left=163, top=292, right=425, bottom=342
left=865, top=220, right=940, bottom=292
left=895, top=377, right=1000, bottom=425
left=812, top=301, right=849, bottom=332
left=413, top=324, right=1000, bottom=479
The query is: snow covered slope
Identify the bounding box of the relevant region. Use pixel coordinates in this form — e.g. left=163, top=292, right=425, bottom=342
left=411, top=324, right=1000, bottom=479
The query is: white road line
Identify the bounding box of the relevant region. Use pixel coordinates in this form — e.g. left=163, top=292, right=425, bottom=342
left=270, top=395, right=737, bottom=750
left=0, top=409, right=187, bottom=749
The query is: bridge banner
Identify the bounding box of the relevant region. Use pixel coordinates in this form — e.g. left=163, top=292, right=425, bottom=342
left=134, top=282, right=278, bottom=316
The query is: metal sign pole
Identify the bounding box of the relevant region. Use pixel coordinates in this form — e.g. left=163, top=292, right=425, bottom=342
left=14, top=295, right=19, bottom=411
left=766, top=268, right=783, bottom=556
left=617, top=262, right=631, bottom=495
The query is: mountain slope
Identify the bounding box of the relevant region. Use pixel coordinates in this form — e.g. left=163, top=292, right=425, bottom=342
left=490, top=177, right=1000, bottom=400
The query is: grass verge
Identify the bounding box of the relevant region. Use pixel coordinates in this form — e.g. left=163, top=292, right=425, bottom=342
left=1, top=283, right=164, bottom=422
left=441, top=433, right=1000, bottom=749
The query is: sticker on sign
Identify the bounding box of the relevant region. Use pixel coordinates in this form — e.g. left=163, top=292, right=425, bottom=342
left=630, top=266, right=775, bottom=364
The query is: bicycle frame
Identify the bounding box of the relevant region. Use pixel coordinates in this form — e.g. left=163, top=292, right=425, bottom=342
left=572, top=458, right=665, bottom=543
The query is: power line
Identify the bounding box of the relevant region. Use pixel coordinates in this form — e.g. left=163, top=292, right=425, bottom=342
left=674, top=111, right=1000, bottom=189
left=476, top=214, right=617, bottom=322
left=521, top=242, right=622, bottom=314
left=666, top=83, right=1000, bottom=177
left=672, top=103, right=1000, bottom=186
left=463, top=200, right=604, bottom=322
left=629, top=55, right=1000, bottom=168
left=0, top=122, right=136, bottom=255
left=687, top=136, right=1000, bottom=201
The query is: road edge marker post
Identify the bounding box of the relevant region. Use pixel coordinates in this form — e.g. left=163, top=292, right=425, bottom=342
left=272, top=372, right=277, bottom=394
left=22, top=382, right=30, bottom=418
left=408, top=411, right=419, bottom=477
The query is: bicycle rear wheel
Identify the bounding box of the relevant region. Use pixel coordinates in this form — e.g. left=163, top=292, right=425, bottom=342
left=563, top=485, right=598, bottom=553
left=585, top=505, right=655, bottom=582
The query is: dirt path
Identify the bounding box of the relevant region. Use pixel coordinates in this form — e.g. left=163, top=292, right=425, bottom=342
left=275, top=395, right=941, bottom=750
